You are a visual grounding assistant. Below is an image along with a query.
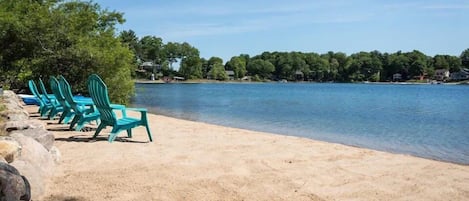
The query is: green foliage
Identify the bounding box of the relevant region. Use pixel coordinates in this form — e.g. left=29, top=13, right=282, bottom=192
left=180, top=56, right=202, bottom=79
left=247, top=59, right=275, bottom=80
left=209, top=62, right=228, bottom=81
left=461, top=48, right=469, bottom=68
left=0, top=0, right=134, bottom=104
left=226, top=56, right=247, bottom=79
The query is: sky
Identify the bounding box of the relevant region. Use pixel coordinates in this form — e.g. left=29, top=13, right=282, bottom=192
left=94, top=0, right=469, bottom=62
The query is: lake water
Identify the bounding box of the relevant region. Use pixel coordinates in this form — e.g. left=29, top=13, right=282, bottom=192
left=131, top=83, right=469, bottom=164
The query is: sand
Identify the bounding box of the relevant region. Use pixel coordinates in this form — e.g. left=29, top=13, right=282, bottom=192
left=31, top=105, right=469, bottom=201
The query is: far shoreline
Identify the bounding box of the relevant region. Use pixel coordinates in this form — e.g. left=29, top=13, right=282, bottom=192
left=134, top=79, right=469, bottom=85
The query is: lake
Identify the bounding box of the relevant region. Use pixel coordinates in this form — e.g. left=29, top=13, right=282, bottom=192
left=131, top=83, right=469, bottom=164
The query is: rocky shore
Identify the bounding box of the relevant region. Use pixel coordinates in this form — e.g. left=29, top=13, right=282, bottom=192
left=0, top=90, right=60, bottom=200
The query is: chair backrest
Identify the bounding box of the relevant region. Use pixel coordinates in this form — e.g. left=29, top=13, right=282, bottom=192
left=49, top=76, right=69, bottom=107
left=38, top=78, right=54, bottom=103
left=28, top=80, right=46, bottom=105
left=58, top=76, right=82, bottom=112
left=87, top=74, right=116, bottom=125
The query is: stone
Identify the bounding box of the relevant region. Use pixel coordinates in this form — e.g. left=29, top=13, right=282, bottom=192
left=11, top=127, right=54, bottom=151
left=10, top=133, right=54, bottom=199
left=4, top=120, right=45, bottom=132
left=6, top=111, right=29, bottom=121
left=0, top=137, right=22, bottom=163
left=0, top=162, right=31, bottom=201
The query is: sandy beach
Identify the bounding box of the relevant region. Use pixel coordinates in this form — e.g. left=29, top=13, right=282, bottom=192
left=32, top=105, right=469, bottom=201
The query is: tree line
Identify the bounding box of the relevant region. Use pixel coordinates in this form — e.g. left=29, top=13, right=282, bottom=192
left=120, top=31, right=469, bottom=82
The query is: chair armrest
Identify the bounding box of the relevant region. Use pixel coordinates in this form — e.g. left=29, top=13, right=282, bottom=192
left=110, top=104, right=127, bottom=117
left=75, top=100, right=94, bottom=106
left=127, top=108, right=148, bottom=121
left=126, top=107, right=147, bottom=112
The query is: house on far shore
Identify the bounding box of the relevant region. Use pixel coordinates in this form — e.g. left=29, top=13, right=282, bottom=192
left=225, top=70, right=235, bottom=80
left=392, top=73, right=402, bottom=81
left=450, top=68, right=469, bottom=81
left=434, top=69, right=450, bottom=81
left=295, top=70, right=304, bottom=81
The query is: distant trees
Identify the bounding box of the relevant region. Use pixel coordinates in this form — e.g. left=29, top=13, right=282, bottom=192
left=229, top=49, right=467, bottom=82
left=461, top=49, right=469, bottom=68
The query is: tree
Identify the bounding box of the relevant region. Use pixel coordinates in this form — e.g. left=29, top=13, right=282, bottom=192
left=226, top=56, right=247, bottom=79
left=209, top=62, right=228, bottom=80
left=0, top=0, right=135, bottom=104
left=163, top=42, right=182, bottom=69
left=179, top=56, right=202, bottom=79
left=461, top=48, right=469, bottom=68
left=247, top=59, right=275, bottom=80
left=406, top=50, right=427, bottom=79
left=119, top=29, right=141, bottom=63
left=139, top=36, right=163, bottom=63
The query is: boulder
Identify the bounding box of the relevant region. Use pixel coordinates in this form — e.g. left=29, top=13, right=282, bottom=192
left=5, top=111, right=29, bottom=121
left=0, top=162, right=31, bottom=201
left=11, top=128, right=54, bottom=151
left=10, top=133, right=54, bottom=199
left=0, top=137, right=21, bottom=163
left=4, top=120, right=45, bottom=132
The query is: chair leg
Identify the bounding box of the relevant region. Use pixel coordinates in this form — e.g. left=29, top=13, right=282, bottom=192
left=75, top=119, right=85, bottom=131
left=93, top=123, right=106, bottom=139
left=49, top=107, right=59, bottom=120
left=126, top=129, right=132, bottom=138
left=145, top=124, right=153, bottom=142
left=63, top=113, right=74, bottom=124
left=108, top=132, right=118, bottom=143
left=58, top=110, right=67, bottom=124
left=69, top=115, right=79, bottom=130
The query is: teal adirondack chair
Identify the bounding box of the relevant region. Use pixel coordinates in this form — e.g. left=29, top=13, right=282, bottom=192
left=28, top=80, right=53, bottom=117
left=87, top=74, right=153, bottom=143
left=38, top=78, right=63, bottom=119
left=58, top=76, right=100, bottom=131
left=49, top=77, right=74, bottom=124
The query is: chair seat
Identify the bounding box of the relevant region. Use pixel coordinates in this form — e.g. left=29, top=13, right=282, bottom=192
left=116, top=117, right=141, bottom=126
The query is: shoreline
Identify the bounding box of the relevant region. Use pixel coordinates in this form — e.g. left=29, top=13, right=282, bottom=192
left=36, top=106, right=469, bottom=200
left=148, top=112, right=467, bottom=166
left=134, top=79, right=469, bottom=85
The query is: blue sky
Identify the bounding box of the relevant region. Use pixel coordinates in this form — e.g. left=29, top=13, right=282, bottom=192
left=94, top=0, right=469, bottom=62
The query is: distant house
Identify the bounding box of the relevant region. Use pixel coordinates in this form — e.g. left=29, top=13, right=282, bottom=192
left=434, top=69, right=450, bottom=81
left=139, top=61, right=161, bottom=72
left=295, top=70, right=304, bottom=81
left=450, top=69, right=469, bottom=81
left=225, top=70, right=235, bottom=80
left=392, top=73, right=402, bottom=81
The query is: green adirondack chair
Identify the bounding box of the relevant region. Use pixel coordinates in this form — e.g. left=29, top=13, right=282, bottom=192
left=49, top=76, right=74, bottom=124
left=58, top=75, right=100, bottom=131
left=87, top=74, right=153, bottom=143
left=38, top=78, right=63, bottom=119
left=28, top=80, right=52, bottom=117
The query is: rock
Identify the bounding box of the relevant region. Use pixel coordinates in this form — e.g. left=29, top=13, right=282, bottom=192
left=11, top=127, right=54, bottom=151
left=4, top=120, right=45, bottom=132
left=49, top=146, right=61, bottom=164
left=10, top=133, right=54, bottom=199
left=0, top=157, right=6, bottom=163
left=0, top=137, right=22, bottom=163
left=6, top=111, right=29, bottom=121
left=0, top=162, right=31, bottom=201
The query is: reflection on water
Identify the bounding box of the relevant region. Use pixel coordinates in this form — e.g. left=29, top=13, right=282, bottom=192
left=132, top=83, right=469, bottom=164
